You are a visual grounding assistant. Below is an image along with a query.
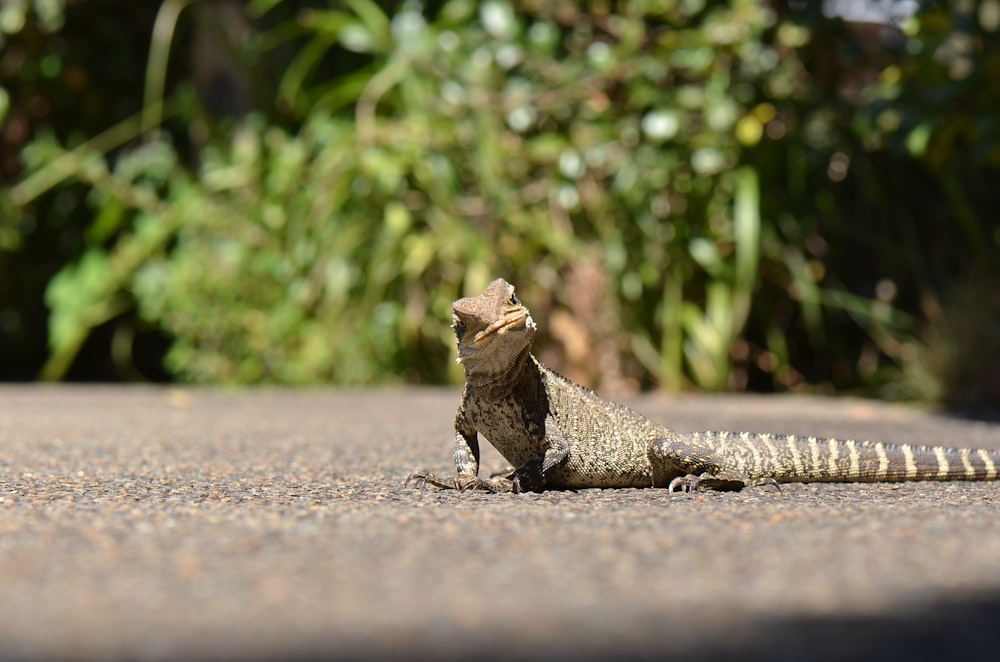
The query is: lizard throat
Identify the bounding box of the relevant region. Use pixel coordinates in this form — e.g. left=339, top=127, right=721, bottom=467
left=459, top=342, right=533, bottom=389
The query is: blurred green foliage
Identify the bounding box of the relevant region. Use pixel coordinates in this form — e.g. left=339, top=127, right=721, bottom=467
left=2, top=0, right=999, bottom=406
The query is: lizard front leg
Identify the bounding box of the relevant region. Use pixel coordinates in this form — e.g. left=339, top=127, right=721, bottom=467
left=407, top=416, right=516, bottom=493
left=504, top=416, right=571, bottom=493
left=410, top=417, right=571, bottom=494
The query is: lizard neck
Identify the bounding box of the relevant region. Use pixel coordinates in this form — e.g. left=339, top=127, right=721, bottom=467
left=463, top=345, right=536, bottom=397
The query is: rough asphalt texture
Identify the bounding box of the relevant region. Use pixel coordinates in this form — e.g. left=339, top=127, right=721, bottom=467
left=2, top=386, right=1000, bottom=661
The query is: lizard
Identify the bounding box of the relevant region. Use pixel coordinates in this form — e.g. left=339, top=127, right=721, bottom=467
left=408, top=277, right=1000, bottom=493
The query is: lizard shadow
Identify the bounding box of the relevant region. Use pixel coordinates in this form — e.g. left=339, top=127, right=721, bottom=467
left=171, top=588, right=1000, bottom=662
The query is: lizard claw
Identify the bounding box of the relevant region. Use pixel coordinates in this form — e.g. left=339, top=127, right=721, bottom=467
left=456, top=475, right=484, bottom=492
left=668, top=473, right=703, bottom=493
left=749, top=476, right=782, bottom=492
left=457, top=475, right=516, bottom=493
left=405, top=471, right=447, bottom=491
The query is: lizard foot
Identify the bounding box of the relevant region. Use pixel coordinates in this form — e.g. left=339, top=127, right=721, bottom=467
left=405, top=472, right=515, bottom=493
left=479, top=460, right=547, bottom=493
left=668, top=473, right=747, bottom=493
left=508, top=458, right=546, bottom=493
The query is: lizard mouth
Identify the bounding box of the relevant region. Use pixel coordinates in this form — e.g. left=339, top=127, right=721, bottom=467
left=472, top=309, right=535, bottom=343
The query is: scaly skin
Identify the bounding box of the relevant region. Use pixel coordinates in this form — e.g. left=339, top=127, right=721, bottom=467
left=408, top=278, right=1000, bottom=493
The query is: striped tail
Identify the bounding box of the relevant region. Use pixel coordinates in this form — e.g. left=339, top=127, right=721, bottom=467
left=700, top=431, right=1000, bottom=483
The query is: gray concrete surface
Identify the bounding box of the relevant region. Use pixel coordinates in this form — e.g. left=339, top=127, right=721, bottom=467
left=2, top=385, right=1000, bottom=661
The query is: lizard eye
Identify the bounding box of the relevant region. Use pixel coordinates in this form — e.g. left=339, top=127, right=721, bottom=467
left=509, top=293, right=520, bottom=306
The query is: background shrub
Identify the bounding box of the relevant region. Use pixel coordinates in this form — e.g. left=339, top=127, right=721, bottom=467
left=2, top=0, right=998, bottom=408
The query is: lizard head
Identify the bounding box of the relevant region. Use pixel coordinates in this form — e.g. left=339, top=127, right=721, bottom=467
left=452, top=278, right=536, bottom=381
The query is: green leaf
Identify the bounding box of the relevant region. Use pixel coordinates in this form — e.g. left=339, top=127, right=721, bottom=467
left=905, top=122, right=932, bottom=157
left=297, top=9, right=355, bottom=35
left=342, top=0, right=391, bottom=49
left=41, top=250, right=130, bottom=380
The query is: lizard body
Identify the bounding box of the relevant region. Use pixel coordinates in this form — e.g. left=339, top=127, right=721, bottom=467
left=409, top=278, right=1000, bottom=493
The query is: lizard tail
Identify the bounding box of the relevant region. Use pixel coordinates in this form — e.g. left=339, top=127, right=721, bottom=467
left=698, top=431, right=1000, bottom=483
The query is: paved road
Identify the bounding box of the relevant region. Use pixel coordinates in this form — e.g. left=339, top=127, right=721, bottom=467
left=2, top=386, right=1000, bottom=661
